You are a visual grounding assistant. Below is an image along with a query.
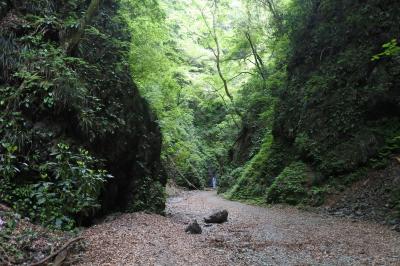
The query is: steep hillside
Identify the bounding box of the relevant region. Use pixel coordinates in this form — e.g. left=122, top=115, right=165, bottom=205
left=274, top=0, right=400, bottom=177
left=228, top=0, right=400, bottom=215
left=0, top=0, right=165, bottom=229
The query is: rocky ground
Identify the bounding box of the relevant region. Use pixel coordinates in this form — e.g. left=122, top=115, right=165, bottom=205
left=76, top=190, right=400, bottom=265
left=322, top=161, right=400, bottom=231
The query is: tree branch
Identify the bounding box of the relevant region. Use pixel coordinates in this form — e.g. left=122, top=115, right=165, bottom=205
left=198, top=1, right=234, bottom=103
left=30, top=237, right=84, bottom=266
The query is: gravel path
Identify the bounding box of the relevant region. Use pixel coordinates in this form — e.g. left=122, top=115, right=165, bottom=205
left=77, top=191, right=400, bottom=265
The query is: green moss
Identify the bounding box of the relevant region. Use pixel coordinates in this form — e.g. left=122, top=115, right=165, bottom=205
left=222, top=192, right=266, bottom=207
left=266, top=162, right=313, bottom=205
left=227, top=134, right=294, bottom=201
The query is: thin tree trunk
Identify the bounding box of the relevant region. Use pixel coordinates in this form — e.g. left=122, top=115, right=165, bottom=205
left=262, top=0, right=283, bottom=31
left=198, top=1, right=242, bottom=119
left=63, top=0, right=101, bottom=55
left=209, top=82, right=241, bottom=129
left=199, top=3, right=234, bottom=103
left=245, top=31, right=266, bottom=81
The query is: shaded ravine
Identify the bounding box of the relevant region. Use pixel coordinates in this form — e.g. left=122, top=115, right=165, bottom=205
left=77, top=191, right=400, bottom=265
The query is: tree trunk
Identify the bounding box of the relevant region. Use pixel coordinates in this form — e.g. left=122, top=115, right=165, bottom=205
left=245, top=31, right=266, bottom=81
left=63, top=0, right=101, bottom=55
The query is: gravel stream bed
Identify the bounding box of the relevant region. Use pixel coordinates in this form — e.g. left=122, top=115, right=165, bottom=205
left=77, top=190, right=400, bottom=265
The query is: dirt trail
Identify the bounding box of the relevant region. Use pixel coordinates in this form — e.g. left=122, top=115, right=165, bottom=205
left=77, top=191, right=400, bottom=265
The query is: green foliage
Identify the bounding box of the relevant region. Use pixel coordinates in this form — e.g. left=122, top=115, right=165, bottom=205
left=260, top=0, right=400, bottom=190
left=128, top=176, right=165, bottom=214
left=0, top=212, right=25, bottom=264
left=266, top=162, right=311, bottom=205
left=227, top=134, right=294, bottom=200
left=219, top=0, right=400, bottom=209
left=0, top=143, right=110, bottom=229
left=340, top=168, right=367, bottom=187
left=0, top=0, right=165, bottom=229
left=7, top=40, right=88, bottom=113
left=0, top=143, right=19, bottom=178
left=372, top=39, right=400, bottom=61
left=218, top=166, right=243, bottom=194
left=3, top=0, right=399, bottom=226
left=370, top=133, right=400, bottom=169
left=121, top=0, right=244, bottom=188
left=390, top=188, right=400, bottom=219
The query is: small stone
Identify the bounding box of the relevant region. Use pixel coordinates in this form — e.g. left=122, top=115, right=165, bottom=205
left=185, top=220, right=202, bottom=234
left=334, top=211, right=344, bottom=217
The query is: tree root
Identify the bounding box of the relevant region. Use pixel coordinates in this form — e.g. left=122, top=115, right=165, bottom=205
left=30, top=236, right=84, bottom=266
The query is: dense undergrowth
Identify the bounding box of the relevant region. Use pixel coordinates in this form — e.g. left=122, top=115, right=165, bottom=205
left=0, top=0, right=165, bottom=230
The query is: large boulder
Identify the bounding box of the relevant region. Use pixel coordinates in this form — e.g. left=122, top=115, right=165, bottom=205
left=204, top=210, right=229, bottom=224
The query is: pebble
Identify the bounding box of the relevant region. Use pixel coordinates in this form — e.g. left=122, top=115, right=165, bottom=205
left=76, top=191, right=400, bottom=265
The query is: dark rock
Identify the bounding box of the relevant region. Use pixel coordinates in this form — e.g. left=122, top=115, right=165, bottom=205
left=391, top=224, right=400, bottom=232
left=204, top=209, right=228, bottom=224
left=334, top=211, right=344, bottom=217
left=0, top=0, right=166, bottom=226
left=185, top=220, right=202, bottom=234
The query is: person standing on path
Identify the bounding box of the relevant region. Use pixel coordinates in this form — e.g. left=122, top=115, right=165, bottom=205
left=212, top=175, right=217, bottom=189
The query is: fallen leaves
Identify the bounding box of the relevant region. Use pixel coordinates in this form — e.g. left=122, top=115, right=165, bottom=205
left=75, top=191, right=400, bottom=265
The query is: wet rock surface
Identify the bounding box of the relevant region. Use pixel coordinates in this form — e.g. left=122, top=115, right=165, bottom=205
left=77, top=191, right=400, bottom=265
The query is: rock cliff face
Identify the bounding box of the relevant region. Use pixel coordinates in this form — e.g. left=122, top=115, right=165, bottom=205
left=273, top=0, right=400, bottom=176
left=0, top=0, right=165, bottom=226
left=228, top=0, right=400, bottom=208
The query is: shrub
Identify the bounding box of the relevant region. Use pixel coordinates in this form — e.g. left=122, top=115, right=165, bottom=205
left=128, top=176, right=165, bottom=214
left=0, top=143, right=111, bottom=230
left=218, top=166, right=243, bottom=194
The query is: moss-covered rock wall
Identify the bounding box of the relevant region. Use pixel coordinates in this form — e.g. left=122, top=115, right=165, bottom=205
left=227, top=0, right=400, bottom=204
left=0, top=0, right=165, bottom=228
